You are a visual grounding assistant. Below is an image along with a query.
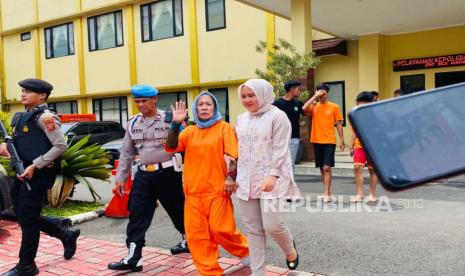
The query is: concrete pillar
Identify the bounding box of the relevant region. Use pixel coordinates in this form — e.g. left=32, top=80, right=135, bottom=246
left=291, top=0, right=312, bottom=54
left=358, top=34, right=388, bottom=98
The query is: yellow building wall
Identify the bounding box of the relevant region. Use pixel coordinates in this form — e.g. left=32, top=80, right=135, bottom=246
left=275, top=16, right=333, bottom=42
left=387, top=25, right=465, bottom=95
left=3, top=33, right=36, bottom=101
left=9, top=104, right=24, bottom=114
left=39, top=23, right=80, bottom=97
left=197, top=0, right=266, bottom=83
left=37, top=0, right=77, bottom=22
left=83, top=8, right=130, bottom=94
left=1, top=0, right=35, bottom=31
left=358, top=34, right=382, bottom=93
left=81, top=0, right=122, bottom=11
left=313, top=26, right=465, bottom=143
left=275, top=16, right=291, bottom=42
left=133, top=1, right=191, bottom=87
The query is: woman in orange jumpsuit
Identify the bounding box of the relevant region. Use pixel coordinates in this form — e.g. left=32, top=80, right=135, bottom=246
left=166, top=91, right=249, bottom=276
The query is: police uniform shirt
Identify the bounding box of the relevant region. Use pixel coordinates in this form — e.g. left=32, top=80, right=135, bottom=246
left=116, top=109, right=174, bottom=183
left=30, top=104, right=67, bottom=169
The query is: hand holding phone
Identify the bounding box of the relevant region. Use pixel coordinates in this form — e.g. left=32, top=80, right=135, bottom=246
left=349, top=83, right=465, bottom=190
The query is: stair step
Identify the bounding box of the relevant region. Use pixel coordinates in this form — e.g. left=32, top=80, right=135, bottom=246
left=295, top=162, right=465, bottom=182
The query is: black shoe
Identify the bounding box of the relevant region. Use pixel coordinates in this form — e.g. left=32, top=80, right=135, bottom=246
left=108, top=242, right=143, bottom=272
left=60, top=217, right=72, bottom=228
left=1, top=263, right=39, bottom=276
left=286, top=241, right=299, bottom=270
left=170, top=239, right=189, bottom=255
left=62, top=228, right=80, bottom=260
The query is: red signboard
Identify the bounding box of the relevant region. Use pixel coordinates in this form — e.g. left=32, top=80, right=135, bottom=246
left=393, top=53, right=465, bottom=72
left=59, top=114, right=96, bottom=123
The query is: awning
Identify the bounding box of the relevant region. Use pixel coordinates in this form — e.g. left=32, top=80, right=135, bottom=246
left=313, top=38, right=347, bottom=56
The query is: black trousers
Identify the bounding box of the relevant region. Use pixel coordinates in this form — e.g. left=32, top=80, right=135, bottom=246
left=10, top=177, right=68, bottom=264
left=126, top=167, right=185, bottom=247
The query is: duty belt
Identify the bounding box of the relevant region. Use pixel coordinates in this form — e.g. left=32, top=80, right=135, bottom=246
left=138, top=160, right=174, bottom=172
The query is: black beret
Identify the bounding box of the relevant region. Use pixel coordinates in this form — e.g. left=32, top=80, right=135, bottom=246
left=18, top=78, right=53, bottom=95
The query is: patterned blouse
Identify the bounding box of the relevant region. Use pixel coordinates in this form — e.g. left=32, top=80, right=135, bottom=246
left=235, top=106, right=301, bottom=200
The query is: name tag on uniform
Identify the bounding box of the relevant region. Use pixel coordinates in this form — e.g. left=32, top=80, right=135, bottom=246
left=132, top=128, right=143, bottom=133
left=153, top=127, right=165, bottom=131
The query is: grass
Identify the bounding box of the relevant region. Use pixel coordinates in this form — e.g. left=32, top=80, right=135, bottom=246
left=42, top=200, right=104, bottom=217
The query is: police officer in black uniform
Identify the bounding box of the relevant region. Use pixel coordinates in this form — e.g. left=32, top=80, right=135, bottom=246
left=1, top=79, right=80, bottom=276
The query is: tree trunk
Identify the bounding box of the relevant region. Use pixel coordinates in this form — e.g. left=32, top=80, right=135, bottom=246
left=47, top=175, right=75, bottom=208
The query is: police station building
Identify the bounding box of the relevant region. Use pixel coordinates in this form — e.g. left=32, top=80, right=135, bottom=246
left=0, top=0, right=464, bottom=145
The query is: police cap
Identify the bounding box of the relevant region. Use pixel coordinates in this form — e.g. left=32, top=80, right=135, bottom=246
left=131, top=85, right=158, bottom=98
left=18, top=78, right=53, bottom=95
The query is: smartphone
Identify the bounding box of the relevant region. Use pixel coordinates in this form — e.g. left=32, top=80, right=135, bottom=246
left=164, top=108, right=173, bottom=123
left=349, top=82, right=465, bottom=191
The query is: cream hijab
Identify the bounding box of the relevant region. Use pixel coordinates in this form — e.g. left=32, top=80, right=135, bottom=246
left=238, top=79, right=275, bottom=116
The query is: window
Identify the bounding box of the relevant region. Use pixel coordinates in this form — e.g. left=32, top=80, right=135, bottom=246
left=88, top=124, right=106, bottom=134
left=45, top=23, right=74, bottom=58
left=48, top=101, right=78, bottom=114
left=209, top=88, right=229, bottom=122
left=401, top=74, right=425, bottom=94
left=435, top=71, right=465, bottom=88
left=325, top=81, right=346, bottom=126
left=21, top=32, right=31, bottom=41
left=72, top=125, right=89, bottom=136
left=93, top=97, right=128, bottom=127
left=88, top=11, right=123, bottom=51
left=157, top=91, right=187, bottom=112
left=141, top=0, right=183, bottom=42
left=206, top=0, right=226, bottom=31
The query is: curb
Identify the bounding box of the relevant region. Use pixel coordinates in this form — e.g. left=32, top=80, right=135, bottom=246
left=69, top=206, right=106, bottom=226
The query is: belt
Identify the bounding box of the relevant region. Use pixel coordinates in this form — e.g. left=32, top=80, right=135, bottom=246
left=138, top=160, right=174, bottom=172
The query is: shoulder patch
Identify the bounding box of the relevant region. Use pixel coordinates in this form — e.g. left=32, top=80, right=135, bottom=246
left=128, top=114, right=141, bottom=121
left=43, top=116, right=56, bottom=131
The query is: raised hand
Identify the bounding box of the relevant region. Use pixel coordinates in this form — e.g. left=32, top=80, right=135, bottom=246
left=171, top=101, right=188, bottom=123
left=315, top=89, right=327, bottom=97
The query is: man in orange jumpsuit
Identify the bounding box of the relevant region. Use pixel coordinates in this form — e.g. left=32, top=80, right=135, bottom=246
left=166, top=92, right=249, bottom=276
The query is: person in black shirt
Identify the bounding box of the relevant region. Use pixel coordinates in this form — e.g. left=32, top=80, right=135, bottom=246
left=273, top=80, right=311, bottom=172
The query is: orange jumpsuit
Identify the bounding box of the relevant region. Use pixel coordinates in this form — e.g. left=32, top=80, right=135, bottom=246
left=177, top=121, right=249, bottom=276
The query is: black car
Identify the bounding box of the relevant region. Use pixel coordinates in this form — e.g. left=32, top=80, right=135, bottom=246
left=101, top=138, right=124, bottom=166
left=62, top=121, right=125, bottom=146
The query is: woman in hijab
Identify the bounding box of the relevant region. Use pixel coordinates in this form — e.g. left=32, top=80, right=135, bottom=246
left=166, top=91, right=249, bottom=276
left=235, top=79, right=301, bottom=275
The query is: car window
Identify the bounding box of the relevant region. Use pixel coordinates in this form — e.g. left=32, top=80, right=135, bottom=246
left=106, top=123, right=123, bottom=132
left=88, top=124, right=106, bottom=134
left=61, top=123, right=76, bottom=133
left=72, top=124, right=88, bottom=135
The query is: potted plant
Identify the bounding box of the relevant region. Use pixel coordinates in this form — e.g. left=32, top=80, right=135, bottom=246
left=48, top=134, right=112, bottom=208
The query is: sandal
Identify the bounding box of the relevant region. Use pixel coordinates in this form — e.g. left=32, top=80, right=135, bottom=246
left=286, top=241, right=299, bottom=270
left=350, top=196, right=364, bottom=203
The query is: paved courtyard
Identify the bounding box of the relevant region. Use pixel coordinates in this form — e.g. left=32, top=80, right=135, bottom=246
left=0, top=220, right=316, bottom=276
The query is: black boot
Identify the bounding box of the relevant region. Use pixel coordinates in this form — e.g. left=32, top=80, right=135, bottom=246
left=170, top=235, right=189, bottom=255
left=1, top=262, right=39, bottom=276
left=61, top=228, right=80, bottom=260
left=107, top=242, right=143, bottom=272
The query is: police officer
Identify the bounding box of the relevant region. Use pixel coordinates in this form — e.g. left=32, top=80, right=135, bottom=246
left=108, top=85, right=188, bottom=272
left=1, top=78, right=80, bottom=276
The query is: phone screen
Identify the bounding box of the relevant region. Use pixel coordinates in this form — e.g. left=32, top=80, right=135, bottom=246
left=349, top=83, right=465, bottom=189
left=164, top=109, right=173, bottom=123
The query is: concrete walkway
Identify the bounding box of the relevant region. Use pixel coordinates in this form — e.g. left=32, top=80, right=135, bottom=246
left=0, top=220, right=320, bottom=276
